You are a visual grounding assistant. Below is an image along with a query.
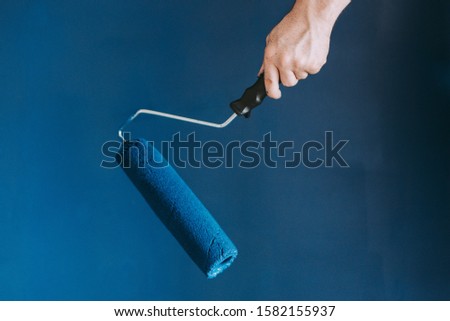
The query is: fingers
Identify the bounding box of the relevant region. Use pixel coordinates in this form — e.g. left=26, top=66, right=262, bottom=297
left=261, top=58, right=313, bottom=99
left=280, top=70, right=298, bottom=87
left=262, top=66, right=309, bottom=98
left=264, top=64, right=281, bottom=99
left=294, top=70, right=308, bottom=80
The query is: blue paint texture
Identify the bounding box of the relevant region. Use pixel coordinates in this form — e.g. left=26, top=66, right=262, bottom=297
left=117, top=139, right=237, bottom=279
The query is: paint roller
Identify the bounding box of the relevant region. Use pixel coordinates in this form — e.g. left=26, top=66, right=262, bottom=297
left=116, top=75, right=267, bottom=278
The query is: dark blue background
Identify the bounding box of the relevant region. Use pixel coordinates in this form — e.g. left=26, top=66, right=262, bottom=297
left=1, top=0, right=449, bottom=300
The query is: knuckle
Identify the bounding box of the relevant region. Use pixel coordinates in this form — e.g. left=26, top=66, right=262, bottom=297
left=295, top=58, right=308, bottom=70
left=265, top=77, right=276, bottom=86
left=308, top=62, right=322, bottom=74
left=264, top=47, right=276, bottom=60
left=309, top=59, right=326, bottom=74
left=279, top=55, right=292, bottom=68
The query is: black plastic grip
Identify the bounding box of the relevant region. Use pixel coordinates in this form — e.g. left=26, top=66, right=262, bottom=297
left=229, top=73, right=267, bottom=118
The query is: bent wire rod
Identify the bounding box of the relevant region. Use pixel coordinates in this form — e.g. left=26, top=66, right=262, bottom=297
left=118, top=108, right=238, bottom=140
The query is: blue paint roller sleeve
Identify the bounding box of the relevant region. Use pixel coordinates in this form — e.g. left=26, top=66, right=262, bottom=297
left=116, top=138, right=238, bottom=279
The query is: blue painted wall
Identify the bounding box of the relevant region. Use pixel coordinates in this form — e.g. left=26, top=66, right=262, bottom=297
left=0, top=0, right=449, bottom=300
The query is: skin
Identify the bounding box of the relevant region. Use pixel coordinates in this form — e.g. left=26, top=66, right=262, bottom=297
left=260, top=0, right=351, bottom=99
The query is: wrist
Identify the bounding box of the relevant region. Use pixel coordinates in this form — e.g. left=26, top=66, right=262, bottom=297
left=291, top=0, right=350, bottom=31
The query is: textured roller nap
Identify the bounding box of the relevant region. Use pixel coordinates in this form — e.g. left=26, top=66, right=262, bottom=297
left=117, top=138, right=238, bottom=278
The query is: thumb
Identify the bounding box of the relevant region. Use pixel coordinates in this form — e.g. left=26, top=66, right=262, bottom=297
left=257, top=63, right=264, bottom=77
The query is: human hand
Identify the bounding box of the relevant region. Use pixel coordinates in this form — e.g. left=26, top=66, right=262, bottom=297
left=260, top=0, right=350, bottom=99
